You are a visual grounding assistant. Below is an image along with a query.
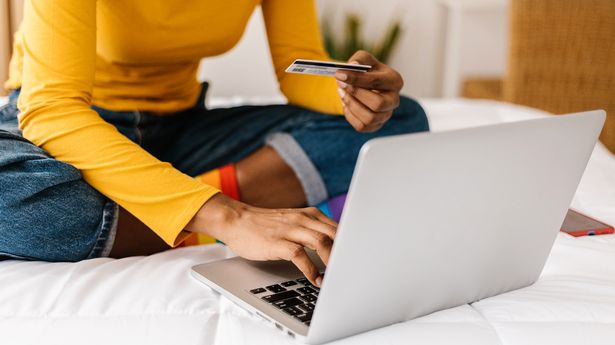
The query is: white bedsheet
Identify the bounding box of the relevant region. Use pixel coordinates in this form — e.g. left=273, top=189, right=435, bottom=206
left=0, top=98, right=614, bottom=345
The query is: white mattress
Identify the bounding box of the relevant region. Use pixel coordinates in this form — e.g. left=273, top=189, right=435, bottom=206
left=0, top=98, right=614, bottom=345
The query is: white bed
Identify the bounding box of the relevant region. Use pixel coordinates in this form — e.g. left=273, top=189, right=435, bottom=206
left=0, top=98, right=614, bottom=345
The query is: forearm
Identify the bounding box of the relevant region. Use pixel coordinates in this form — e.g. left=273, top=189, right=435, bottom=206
left=18, top=0, right=221, bottom=246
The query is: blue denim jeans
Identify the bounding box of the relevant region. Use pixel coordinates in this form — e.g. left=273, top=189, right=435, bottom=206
left=0, top=85, right=429, bottom=261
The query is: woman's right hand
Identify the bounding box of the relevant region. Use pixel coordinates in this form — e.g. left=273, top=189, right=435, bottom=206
left=186, top=194, right=338, bottom=287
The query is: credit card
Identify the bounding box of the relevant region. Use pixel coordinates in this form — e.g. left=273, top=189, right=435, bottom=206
left=285, top=59, right=371, bottom=76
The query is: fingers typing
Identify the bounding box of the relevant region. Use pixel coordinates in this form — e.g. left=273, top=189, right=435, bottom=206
left=284, top=226, right=332, bottom=264
left=283, top=244, right=322, bottom=286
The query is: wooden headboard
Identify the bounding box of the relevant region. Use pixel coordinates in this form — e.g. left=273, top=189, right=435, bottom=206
left=503, top=0, right=615, bottom=153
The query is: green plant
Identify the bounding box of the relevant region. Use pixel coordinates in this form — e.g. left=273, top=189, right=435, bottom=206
left=322, top=12, right=403, bottom=64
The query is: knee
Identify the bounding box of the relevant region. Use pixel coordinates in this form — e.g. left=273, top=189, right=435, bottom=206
left=393, top=96, right=430, bottom=133
left=0, top=133, right=108, bottom=261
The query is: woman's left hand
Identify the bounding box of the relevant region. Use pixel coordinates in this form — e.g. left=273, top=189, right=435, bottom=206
left=335, top=50, right=404, bottom=133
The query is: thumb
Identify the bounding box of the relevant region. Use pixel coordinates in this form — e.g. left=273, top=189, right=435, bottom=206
left=348, top=50, right=380, bottom=66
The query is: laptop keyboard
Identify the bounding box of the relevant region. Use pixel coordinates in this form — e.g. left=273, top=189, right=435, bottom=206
left=249, top=278, right=319, bottom=326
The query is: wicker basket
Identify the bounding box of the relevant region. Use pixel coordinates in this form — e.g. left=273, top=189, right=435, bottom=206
left=463, top=0, right=615, bottom=153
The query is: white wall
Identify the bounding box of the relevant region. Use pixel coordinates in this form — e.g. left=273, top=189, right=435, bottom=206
left=317, top=0, right=446, bottom=98
left=199, top=0, right=508, bottom=99
left=198, top=9, right=281, bottom=99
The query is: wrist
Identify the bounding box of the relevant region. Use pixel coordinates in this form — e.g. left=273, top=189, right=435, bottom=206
left=186, top=193, right=239, bottom=242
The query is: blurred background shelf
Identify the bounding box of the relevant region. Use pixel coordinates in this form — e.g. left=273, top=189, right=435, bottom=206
left=439, top=0, right=507, bottom=98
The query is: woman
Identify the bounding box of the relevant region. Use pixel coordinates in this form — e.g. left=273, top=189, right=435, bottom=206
left=0, top=0, right=428, bottom=286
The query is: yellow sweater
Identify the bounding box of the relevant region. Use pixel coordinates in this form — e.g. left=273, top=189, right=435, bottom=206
left=6, top=0, right=343, bottom=246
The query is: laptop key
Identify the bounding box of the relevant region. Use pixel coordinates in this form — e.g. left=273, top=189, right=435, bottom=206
left=250, top=288, right=267, bottom=294
left=297, top=286, right=316, bottom=295
left=273, top=297, right=303, bottom=309
left=298, top=303, right=315, bottom=312
left=299, top=294, right=317, bottom=303
left=297, top=278, right=318, bottom=289
left=265, top=284, right=286, bottom=293
left=294, top=312, right=313, bottom=323
left=281, top=280, right=297, bottom=287
left=283, top=306, right=302, bottom=316
left=262, top=290, right=299, bottom=303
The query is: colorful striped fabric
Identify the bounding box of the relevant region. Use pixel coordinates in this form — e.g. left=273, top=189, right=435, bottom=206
left=317, top=194, right=347, bottom=222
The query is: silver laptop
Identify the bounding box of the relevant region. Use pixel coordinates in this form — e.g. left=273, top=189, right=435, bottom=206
left=191, top=110, right=605, bottom=344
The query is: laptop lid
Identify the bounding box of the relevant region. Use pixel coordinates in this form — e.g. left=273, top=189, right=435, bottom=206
left=307, top=111, right=605, bottom=344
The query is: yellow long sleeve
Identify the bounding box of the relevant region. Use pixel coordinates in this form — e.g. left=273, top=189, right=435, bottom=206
left=262, top=0, right=344, bottom=115
left=18, top=0, right=218, bottom=246
left=9, top=0, right=342, bottom=246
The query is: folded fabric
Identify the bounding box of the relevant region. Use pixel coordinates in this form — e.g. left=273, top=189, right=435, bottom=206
left=317, top=193, right=347, bottom=222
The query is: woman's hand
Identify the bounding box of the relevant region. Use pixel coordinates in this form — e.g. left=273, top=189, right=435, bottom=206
left=187, top=194, right=337, bottom=287
left=336, top=50, right=404, bottom=133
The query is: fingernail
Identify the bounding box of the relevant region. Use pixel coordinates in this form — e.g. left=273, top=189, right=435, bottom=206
left=315, top=276, right=323, bottom=287
left=335, top=72, right=348, bottom=81
left=337, top=88, right=346, bottom=99
left=349, top=60, right=360, bottom=65
left=337, top=80, right=348, bottom=89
